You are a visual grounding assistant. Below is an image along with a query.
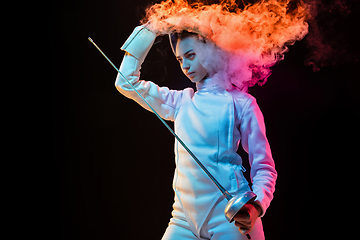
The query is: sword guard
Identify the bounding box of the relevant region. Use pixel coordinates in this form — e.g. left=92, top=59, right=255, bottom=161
left=224, top=191, right=257, bottom=223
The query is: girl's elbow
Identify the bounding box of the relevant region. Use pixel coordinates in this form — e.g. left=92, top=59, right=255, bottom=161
left=114, top=73, right=126, bottom=90
left=114, top=77, right=121, bottom=89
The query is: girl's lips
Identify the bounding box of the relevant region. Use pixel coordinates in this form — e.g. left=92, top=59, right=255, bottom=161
left=187, top=72, right=195, bottom=77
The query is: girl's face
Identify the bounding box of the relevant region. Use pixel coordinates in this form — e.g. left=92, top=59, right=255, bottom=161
left=175, top=37, right=208, bottom=83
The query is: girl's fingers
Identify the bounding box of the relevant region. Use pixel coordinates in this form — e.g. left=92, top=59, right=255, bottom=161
left=235, top=221, right=250, bottom=229
left=233, top=214, right=251, bottom=224
left=235, top=223, right=251, bottom=235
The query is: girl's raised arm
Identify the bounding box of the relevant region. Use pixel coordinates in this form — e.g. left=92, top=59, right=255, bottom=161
left=115, top=25, right=187, bottom=121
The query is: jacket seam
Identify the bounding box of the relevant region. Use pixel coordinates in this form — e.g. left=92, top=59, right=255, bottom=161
left=239, top=97, right=253, bottom=121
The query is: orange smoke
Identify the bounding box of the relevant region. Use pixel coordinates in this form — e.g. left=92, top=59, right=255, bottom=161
left=143, top=0, right=310, bottom=90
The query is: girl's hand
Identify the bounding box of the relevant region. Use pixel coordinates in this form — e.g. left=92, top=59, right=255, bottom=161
left=233, top=203, right=261, bottom=235
left=143, top=21, right=160, bottom=35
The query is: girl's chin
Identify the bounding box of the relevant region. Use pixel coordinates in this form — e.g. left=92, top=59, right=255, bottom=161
left=189, top=77, right=200, bottom=83
left=189, top=75, right=207, bottom=83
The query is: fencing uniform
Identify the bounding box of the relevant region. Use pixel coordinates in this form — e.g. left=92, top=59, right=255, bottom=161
left=115, top=26, right=277, bottom=239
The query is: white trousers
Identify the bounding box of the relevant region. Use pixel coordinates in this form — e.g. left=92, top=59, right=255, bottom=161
left=162, top=197, right=265, bottom=240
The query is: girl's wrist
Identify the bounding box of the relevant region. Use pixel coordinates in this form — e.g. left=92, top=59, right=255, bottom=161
left=143, top=21, right=160, bottom=36
left=251, top=202, right=262, bottom=217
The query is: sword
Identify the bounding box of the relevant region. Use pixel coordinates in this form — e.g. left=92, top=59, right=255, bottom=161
left=88, top=37, right=256, bottom=239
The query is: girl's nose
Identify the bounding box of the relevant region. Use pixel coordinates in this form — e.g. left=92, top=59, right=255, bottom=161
left=182, top=60, right=190, bottom=70
left=182, top=65, right=190, bottom=71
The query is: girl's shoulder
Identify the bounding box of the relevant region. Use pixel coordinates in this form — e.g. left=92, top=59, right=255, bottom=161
left=172, top=87, right=195, bottom=105
left=227, top=88, right=257, bottom=119
left=228, top=88, right=255, bottom=106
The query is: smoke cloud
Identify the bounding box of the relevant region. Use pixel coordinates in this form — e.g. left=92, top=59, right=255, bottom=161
left=142, top=0, right=310, bottom=90
left=303, top=0, right=358, bottom=72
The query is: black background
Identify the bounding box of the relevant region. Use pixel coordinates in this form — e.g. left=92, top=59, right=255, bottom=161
left=52, top=1, right=360, bottom=239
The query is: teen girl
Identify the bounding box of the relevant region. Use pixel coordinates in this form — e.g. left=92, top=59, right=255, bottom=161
left=115, top=23, right=277, bottom=240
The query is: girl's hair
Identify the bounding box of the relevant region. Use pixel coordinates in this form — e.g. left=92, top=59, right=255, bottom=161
left=169, top=30, right=206, bottom=55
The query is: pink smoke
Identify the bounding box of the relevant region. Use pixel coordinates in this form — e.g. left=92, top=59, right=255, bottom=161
left=304, top=0, right=356, bottom=72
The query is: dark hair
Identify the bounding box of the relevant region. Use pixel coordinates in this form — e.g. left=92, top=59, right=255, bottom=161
left=169, top=30, right=206, bottom=54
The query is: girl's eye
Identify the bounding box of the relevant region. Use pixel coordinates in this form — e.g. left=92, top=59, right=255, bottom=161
left=187, top=53, right=195, bottom=59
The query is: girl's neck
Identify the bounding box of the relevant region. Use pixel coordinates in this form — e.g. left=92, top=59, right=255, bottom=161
left=196, top=74, right=225, bottom=92
left=196, top=74, right=215, bottom=88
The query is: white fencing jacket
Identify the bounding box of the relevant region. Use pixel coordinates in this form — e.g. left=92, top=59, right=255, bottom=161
left=115, top=26, right=277, bottom=234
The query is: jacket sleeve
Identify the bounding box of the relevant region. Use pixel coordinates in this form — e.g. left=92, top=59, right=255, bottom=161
left=239, top=96, right=277, bottom=217
left=115, top=25, right=184, bottom=121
